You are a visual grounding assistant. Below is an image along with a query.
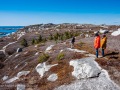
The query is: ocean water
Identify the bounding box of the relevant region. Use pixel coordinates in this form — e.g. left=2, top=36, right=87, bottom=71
left=0, top=26, right=24, bottom=37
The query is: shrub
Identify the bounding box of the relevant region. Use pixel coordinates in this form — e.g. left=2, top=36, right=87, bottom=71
left=21, top=38, right=28, bottom=47
left=38, top=35, right=43, bottom=42
left=53, top=32, right=59, bottom=41
left=38, top=53, right=50, bottom=63
left=31, top=38, right=35, bottom=45
left=79, top=41, right=85, bottom=46
left=35, top=39, right=39, bottom=44
left=42, top=38, right=47, bottom=43
left=57, top=52, right=65, bottom=60
left=49, top=34, right=53, bottom=40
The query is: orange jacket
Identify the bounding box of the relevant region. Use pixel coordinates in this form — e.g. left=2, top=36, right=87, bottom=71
left=94, top=36, right=100, bottom=49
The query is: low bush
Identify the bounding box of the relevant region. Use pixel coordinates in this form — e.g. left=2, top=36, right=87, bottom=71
left=38, top=53, right=50, bottom=63
left=57, top=52, right=65, bottom=60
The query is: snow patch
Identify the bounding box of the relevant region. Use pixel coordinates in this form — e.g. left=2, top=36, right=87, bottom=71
left=67, top=48, right=86, bottom=53
left=2, top=76, right=8, bottom=81
left=47, top=74, right=58, bottom=82
left=111, top=28, right=120, bottom=36
left=36, top=62, right=58, bottom=77
left=70, top=57, right=101, bottom=79
left=17, top=71, right=30, bottom=78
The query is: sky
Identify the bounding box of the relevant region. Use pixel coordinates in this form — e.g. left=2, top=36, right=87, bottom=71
left=0, top=0, right=120, bottom=26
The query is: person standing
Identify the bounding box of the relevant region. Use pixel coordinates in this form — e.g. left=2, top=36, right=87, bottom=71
left=71, top=36, right=75, bottom=48
left=101, top=34, right=107, bottom=57
left=94, top=33, right=100, bottom=58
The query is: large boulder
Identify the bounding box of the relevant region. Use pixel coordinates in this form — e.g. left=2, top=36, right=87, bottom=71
left=5, top=43, right=22, bottom=55
left=70, top=57, right=101, bottom=79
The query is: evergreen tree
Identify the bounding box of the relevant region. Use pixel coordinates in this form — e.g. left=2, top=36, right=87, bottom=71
left=31, top=38, right=35, bottom=45
left=21, top=38, right=28, bottom=47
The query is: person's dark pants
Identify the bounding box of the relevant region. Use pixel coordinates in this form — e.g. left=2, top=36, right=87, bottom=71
left=102, top=49, right=104, bottom=57
left=96, top=49, right=98, bottom=58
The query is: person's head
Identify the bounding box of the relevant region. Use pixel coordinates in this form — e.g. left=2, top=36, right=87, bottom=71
left=95, top=33, right=99, bottom=37
left=103, top=34, right=106, bottom=37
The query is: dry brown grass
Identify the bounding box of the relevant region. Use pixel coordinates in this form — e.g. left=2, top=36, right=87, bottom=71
left=75, top=43, right=95, bottom=54
left=36, top=60, right=75, bottom=90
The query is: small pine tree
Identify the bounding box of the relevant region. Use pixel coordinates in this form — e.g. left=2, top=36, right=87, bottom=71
left=64, top=31, right=69, bottom=39
left=38, top=35, right=43, bottom=42
left=35, top=39, right=39, bottom=44
left=21, top=38, right=28, bottom=47
left=43, top=38, right=47, bottom=42
left=49, top=34, right=53, bottom=40
left=31, top=38, right=35, bottom=45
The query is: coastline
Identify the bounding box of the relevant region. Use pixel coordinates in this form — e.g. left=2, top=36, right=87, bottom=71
left=0, top=26, right=24, bottom=38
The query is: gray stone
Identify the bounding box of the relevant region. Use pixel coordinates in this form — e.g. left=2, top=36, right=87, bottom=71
left=17, top=48, right=22, bottom=53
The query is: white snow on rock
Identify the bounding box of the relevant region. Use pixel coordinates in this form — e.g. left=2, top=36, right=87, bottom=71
left=111, top=28, right=120, bottom=36
left=2, top=76, right=8, bottom=81
left=70, top=57, right=101, bottom=79
left=67, top=48, right=86, bottom=53
left=17, top=71, right=30, bottom=78
left=36, top=62, right=58, bottom=77
left=17, top=84, right=25, bottom=90
left=45, top=45, right=54, bottom=53
left=6, top=77, right=19, bottom=83
left=47, top=74, right=58, bottom=82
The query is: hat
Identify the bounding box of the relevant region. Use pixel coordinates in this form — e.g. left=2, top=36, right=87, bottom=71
left=95, top=33, right=99, bottom=36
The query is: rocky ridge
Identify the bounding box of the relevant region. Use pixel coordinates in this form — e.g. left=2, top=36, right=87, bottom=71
left=0, top=23, right=120, bottom=90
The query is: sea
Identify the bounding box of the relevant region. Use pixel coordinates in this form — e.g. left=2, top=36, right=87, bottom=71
left=0, top=26, right=24, bottom=38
